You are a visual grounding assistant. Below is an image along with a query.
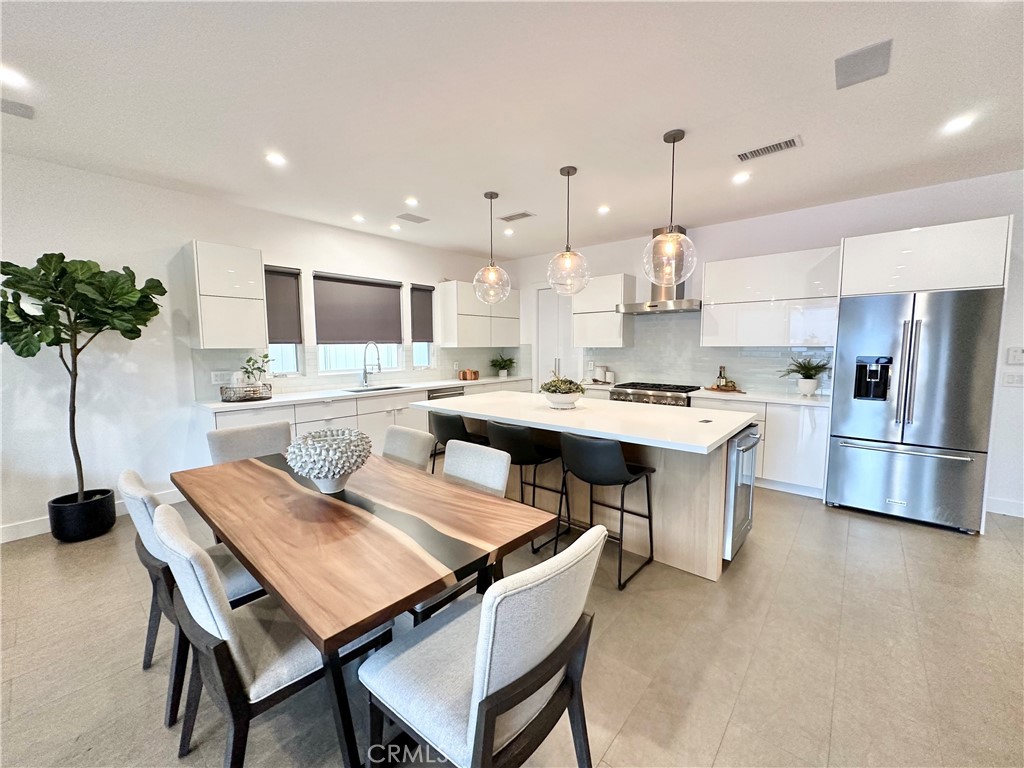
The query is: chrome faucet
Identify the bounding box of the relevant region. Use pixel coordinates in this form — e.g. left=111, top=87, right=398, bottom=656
left=361, top=341, right=382, bottom=387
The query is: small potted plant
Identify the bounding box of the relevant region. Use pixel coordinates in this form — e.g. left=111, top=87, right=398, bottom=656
left=241, top=353, right=272, bottom=385
left=490, top=353, right=516, bottom=379
left=286, top=427, right=372, bottom=493
left=779, top=356, right=831, bottom=396
left=539, top=372, right=586, bottom=410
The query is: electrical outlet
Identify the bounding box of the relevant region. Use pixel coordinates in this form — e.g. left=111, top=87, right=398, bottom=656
left=587, top=361, right=595, bottom=372
left=210, top=371, right=233, bottom=385
left=1007, top=347, right=1024, bottom=365
left=1004, top=373, right=1024, bottom=387
left=453, top=360, right=459, bottom=371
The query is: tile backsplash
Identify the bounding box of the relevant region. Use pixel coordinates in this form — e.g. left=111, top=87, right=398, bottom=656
left=582, top=313, right=832, bottom=394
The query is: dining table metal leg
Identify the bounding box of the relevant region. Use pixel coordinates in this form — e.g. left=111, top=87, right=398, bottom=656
left=322, top=650, right=362, bottom=768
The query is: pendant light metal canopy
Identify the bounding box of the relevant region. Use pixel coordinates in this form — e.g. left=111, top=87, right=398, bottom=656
left=642, top=129, right=698, bottom=287
left=473, top=191, right=512, bottom=305
left=547, top=166, right=590, bottom=296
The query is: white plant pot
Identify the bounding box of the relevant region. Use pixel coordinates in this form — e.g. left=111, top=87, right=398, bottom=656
left=312, top=474, right=352, bottom=494
left=797, top=378, right=819, bottom=397
left=544, top=392, right=581, bottom=410
left=498, top=370, right=509, bottom=378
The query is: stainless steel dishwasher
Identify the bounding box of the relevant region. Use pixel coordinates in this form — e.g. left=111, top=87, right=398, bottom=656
left=426, top=386, right=465, bottom=400
left=723, top=424, right=760, bottom=561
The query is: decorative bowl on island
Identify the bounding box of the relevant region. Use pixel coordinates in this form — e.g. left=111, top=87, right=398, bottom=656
left=539, top=373, right=586, bottom=410
left=286, top=428, right=372, bottom=493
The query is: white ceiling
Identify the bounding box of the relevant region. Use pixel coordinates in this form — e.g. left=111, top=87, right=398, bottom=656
left=3, top=2, right=1022, bottom=260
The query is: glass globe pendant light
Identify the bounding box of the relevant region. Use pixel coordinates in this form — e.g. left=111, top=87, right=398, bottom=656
left=642, top=129, right=698, bottom=287
left=473, top=191, right=511, bottom=305
left=547, top=166, right=590, bottom=296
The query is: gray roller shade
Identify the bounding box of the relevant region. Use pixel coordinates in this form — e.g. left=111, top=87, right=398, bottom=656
left=410, top=284, right=435, bottom=343
left=264, top=267, right=303, bottom=344
left=313, top=272, right=402, bottom=344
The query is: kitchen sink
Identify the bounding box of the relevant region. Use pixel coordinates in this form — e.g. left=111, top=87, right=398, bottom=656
left=355, top=385, right=408, bottom=392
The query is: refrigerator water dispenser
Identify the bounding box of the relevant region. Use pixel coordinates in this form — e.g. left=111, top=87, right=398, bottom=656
left=853, top=356, right=892, bottom=400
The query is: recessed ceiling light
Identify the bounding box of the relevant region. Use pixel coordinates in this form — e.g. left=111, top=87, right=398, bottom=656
left=732, top=171, right=751, bottom=185
left=597, top=205, right=610, bottom=215
left=352, top=214, right=365, bottom=223
left=503, top=228, right=514, bottom=237
left=910, top=227, right=921, bottom=232
left=942, top=114, right=975, bottom=135
left=265, top=152, right=287, bottom=167
left=0, top=65, right=28, bottom=90
left=389, top=223, right=401, bottom=232
left=405, top=197, right=419, bottom=207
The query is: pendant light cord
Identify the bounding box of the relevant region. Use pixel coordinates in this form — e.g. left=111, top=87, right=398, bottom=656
left=565, top=172, right=571, bottom=252
left=669, top=140, right=676, bottom=227
left=489, top=196, right=495, bottom=267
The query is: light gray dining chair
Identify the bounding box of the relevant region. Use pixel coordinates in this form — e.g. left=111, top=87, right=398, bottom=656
left=118, top=470, right=263, bottom=728
left=442, top=440, right=512, bottom=497
left=207, top=421, right=291, bottom=464
left=382, top=425, right=435, bottom=471
left=152, top=504, right=393, bottom=768
left=359, top=525, right=608, bottom=768
left=409, top=440, right=513, bottom=626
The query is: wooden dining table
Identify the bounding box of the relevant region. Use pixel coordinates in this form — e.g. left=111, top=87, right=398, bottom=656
left=170, top=452, right=555, bottom=768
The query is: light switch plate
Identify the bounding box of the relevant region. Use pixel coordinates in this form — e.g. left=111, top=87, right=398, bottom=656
left=1007, top=347, right=1024, bottom=365
left=1004, top=373, right=1024, bottom=387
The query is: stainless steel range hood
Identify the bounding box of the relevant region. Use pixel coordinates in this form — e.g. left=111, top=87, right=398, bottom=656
left=616, top=227, right=702, bottom=314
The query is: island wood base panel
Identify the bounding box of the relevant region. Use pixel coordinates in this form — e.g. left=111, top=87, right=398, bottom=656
left=465, top=422, right=728, bottom=582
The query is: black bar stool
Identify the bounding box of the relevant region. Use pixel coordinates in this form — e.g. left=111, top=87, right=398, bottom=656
left=428, top=411, right=489, bottom=473
left=486, top=421, right=571, bottom=552
left=555, top=432, right=655, bottom=590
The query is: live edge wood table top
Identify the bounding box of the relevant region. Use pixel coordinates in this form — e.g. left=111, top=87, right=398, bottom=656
left=170, top=453, right=556, bottom=655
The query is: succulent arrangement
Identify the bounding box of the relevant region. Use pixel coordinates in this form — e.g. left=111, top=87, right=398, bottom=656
left=286, top=428, right=372, bottom=492
left=490, top=353, right=516, bottom=372
left=779, top=356, right=831, bottom=380
left=539, top=372, right=586, bottom=395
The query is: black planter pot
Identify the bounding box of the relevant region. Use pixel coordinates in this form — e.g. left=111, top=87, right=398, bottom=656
left=47, top=488, right=116, bottom=542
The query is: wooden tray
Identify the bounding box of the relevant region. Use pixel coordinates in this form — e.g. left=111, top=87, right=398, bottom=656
left=703, top=385, right=747, bottom=394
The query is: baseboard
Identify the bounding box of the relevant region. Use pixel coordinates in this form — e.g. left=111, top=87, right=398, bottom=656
left=987, top=496, right=1024, bottom=518
left=1, top=488, right=185, bottom=543
left=755, top=478, right=823, bottom=500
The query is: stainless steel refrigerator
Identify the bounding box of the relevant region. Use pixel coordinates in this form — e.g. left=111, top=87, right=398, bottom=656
left=825, top=288, right=1003, bottom=532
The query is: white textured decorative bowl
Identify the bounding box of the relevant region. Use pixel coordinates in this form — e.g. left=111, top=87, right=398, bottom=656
left=797, top=378, right=820, bottom=397
left=544, top=392, right=582, bottom=410
left=286, top=428, right=372, bottom=493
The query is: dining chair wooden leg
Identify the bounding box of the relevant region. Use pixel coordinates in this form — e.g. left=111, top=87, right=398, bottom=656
left=225, top=715, right=250, bottom=768
left=164, top=624, right=190, bottom=727
left=143, top=583, right=161, bottom=671
left=178, top=654, right=203, bottom=759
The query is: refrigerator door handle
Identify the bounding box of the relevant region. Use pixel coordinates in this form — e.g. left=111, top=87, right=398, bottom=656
left=837, top=441, right=974, bottom=462
left=894, top=320, right=912, bottom=424
left=905, top=319, right=923, bottom=424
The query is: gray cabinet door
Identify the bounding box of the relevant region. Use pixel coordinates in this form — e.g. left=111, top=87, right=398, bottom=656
left=830, top=292, right=915, bottom=443
left=901, top=288, right=1003, bottom=452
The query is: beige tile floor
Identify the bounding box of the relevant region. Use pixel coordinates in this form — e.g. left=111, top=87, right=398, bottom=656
left=1, top=489, right=1022, bottom=768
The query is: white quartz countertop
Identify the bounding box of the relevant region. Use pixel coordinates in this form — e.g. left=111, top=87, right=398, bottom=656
left=412, top=391, right=758, bottom=454
left=689, top=388, right=832, bottom=408
left=195, top=375, right=532, bottom=413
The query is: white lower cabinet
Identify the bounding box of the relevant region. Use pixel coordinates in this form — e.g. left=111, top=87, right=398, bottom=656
left=689, top=397, right=765, bottom=478
left=761, top=403, right=829, bottom=489
left=502, top=379, right=533, bottom=392
left=295, top=416, right=357, bottom=437
left=356, top=411, right=394, bottom=455
left=215, top=404, right=295, bottom=430
left=393, top=405, right=428, bottom=432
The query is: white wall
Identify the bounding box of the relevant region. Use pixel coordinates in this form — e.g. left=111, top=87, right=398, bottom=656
left=509, top=170, right=1024, bottom=517
left=0, top=153, right=487, bottom=540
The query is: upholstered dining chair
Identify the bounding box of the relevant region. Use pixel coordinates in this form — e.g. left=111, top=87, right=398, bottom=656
left=118, top=470, right=264, bottom=728
left=382, top=425, right=436, bottom=471
left=359, top=525, right=608, bottom=768
left=409, top=440, right=513, bottom=626
left=207, top=421, right=291, bottom=465
left=152, top=504, right=393, bottom=768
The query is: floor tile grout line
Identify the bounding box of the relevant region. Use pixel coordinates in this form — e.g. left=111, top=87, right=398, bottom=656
left=709, top=501, right=806, bottom=767
left=825, top=512, right=852, bottom=768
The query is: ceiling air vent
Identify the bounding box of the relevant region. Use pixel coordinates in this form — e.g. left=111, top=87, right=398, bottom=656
left=1, top=99, right=35, bottom=120
left=497, top=211, right=535, bottom=223
left=396, top=213, right=430, bottom=224
left=736, top=136, right=803, bottom=163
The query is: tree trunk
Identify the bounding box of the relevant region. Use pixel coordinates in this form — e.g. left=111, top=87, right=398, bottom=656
left=69, top=347, right=85, bottom=502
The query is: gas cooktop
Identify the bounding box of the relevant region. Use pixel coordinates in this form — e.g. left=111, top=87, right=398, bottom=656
left=613, top=382, right=702, bottom=393
left=609, top=382, right=702, bottom=406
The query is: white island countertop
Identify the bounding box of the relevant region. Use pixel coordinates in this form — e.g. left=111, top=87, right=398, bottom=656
left=413, top=391, right=758, bottom=454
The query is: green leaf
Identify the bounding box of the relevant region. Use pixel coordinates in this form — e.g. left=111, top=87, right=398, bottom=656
left=37, top=253, right=66, bottom=276
left=74, top=282, right=105, bottom=302
left=142, top=277, right=167, bottom=297
left=64, top=260, right=101, bottom=281
left=5, top=328, right=42, bottom=357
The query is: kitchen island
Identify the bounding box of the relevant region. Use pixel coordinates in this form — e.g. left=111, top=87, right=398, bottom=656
left=413, top=391, right=758, bottom=581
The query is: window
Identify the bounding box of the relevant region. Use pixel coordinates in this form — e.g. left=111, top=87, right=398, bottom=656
left=410, top=284, right=435, bottom=368
left=318, top=343, right=402, bottom=373
left=265, top=267, right=303, bottom=375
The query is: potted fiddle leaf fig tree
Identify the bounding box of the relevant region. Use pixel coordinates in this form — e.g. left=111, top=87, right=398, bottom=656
left=1, top=253, right=166, bottom=542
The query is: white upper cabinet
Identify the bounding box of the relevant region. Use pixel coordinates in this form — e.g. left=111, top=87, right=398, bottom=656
left=183, top=241, right=268, bottom=349
left=840, top=216, right=1010, bottom=296
left=702, top=247, right=840, bottom=304
left=570, top=274, right=635, bottom=348
left=700, top=298, right=838, bottom=347
left=437, top=281, right=520, bottom=347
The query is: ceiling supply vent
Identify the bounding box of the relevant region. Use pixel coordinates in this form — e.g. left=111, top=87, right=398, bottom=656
left=835, top=39, right=893, bottom=90
left=1, top=99, right=35, bottom=120
left=396, top=213, right=429, bottom=224
left=736, top=136, right=803, bottom=163
left=497, top=211, right=535, bottom=223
